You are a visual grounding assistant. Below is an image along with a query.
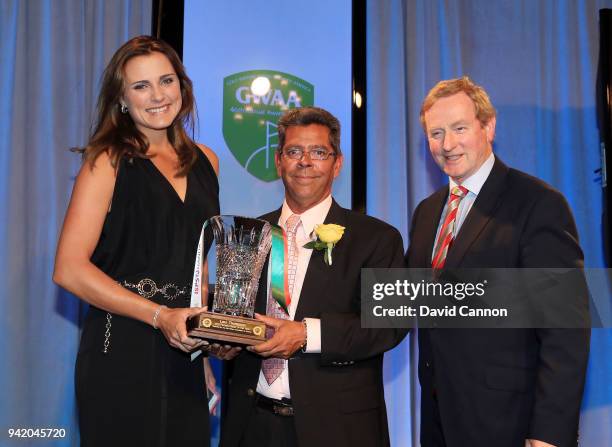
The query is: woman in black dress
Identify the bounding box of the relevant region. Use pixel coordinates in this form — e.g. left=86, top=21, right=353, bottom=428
left=54, top=36, right=224, bottom=446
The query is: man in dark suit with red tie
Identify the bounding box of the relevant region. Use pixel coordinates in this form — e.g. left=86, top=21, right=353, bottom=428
left=220, top=107, right=407, bottom=447
left=406, top=77, right=590, bottom=447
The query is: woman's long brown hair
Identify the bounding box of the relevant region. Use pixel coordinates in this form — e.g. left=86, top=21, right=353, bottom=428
left=79, top=35, right=197, bottom=176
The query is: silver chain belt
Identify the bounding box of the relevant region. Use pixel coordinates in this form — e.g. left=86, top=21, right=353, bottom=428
left=102, top=278, right=189, bottom=354
left=103, top=312, right=112, bottom=354
left=121, top=278, right=188, bottom=301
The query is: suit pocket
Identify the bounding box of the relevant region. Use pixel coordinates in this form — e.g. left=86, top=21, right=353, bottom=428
left=339, top=384, right=382, bottom=413
left=485, top=365, right=536, bottom=393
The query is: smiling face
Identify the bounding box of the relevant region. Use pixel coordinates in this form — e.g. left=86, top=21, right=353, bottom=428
left=121, top=52, right=182, bottom=140
left=424, top=92, right=496, bottom=183
left=275, top=124, right=343, bottom=214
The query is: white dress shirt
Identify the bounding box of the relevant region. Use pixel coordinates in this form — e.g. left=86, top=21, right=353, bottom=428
left=432, top=153, right=495, bottom=260
left=256, top=195, right=331, bottom=399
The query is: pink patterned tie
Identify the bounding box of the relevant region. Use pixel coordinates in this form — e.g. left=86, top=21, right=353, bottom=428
left=262, top=214, right=301, bottom=385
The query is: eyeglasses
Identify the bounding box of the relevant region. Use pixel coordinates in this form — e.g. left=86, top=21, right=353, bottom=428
left=281, top=147, right=337, bottom=161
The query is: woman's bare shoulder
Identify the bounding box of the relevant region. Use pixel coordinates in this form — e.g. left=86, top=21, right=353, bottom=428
left=195, top=143, right=219, bottom=175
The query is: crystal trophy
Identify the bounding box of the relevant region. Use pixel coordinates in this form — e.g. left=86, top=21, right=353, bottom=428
left=188, top=216, right=271, bottom=345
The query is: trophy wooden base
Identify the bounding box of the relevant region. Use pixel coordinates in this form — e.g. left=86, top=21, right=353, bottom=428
left=187, top=311, right=267, bottom=346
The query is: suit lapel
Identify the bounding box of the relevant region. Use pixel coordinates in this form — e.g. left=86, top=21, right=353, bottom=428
left=294, top=200, right=348, bottom=321
left=417, top=188, right=448, bottom=267
left=444, top=158, right=510, bottom=268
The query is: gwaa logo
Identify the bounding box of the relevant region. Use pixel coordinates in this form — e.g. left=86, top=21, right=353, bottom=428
left=222, top=70, right=314, bottom=182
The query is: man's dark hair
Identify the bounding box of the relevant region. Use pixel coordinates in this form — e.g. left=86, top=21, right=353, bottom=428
left=277, top=106, right=342, bottom=155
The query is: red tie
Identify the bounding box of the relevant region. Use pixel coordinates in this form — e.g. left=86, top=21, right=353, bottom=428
left=262, top=214, right=301, bottom=385
left=431, top=186, right=468, bottom=270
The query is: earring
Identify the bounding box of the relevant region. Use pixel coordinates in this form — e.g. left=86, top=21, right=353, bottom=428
left=120, top=104, right=128, bottom=114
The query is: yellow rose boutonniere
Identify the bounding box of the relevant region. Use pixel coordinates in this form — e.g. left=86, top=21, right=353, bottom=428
left=303, top=223, right=346, bottom=266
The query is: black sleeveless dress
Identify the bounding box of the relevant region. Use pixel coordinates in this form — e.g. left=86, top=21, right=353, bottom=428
left=75, top=148, right=219, bottom=446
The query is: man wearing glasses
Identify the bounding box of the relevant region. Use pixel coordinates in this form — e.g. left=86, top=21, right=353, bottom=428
left=221, top=106, right=407, bottom=447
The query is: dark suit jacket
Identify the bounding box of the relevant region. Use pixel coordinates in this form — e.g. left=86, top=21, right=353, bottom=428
left=406, top=158, right=590, bottom=447
left=220, top=200, right=407, bottom=447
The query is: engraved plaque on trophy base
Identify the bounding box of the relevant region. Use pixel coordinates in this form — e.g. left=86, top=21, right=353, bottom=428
left=188, top=311, right=266, bottom=346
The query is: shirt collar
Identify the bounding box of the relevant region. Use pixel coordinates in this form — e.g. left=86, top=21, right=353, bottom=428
left=279, top=195, right=333, bottom=237
left=449, top=152, right=495, bottom=196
